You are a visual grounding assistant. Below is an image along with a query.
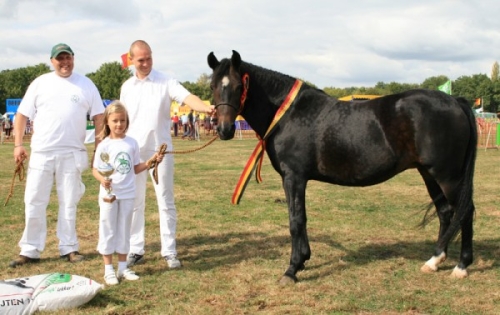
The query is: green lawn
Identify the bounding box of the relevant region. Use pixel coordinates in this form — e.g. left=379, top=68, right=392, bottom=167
left=1, top=137, right=499, bottom=314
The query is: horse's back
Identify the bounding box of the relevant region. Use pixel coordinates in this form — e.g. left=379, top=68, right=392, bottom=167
left=384, top=90, right=473, bottom=165
left=273, top=88, right=474, bottom=186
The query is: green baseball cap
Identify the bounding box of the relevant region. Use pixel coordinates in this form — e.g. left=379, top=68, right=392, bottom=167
left=50, top=43, right=74, bottom=59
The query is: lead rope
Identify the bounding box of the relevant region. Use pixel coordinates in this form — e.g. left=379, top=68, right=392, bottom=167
left=165, top=135, right=218, bottom=154
left=148, top=135, right=219, bottom=184
left=4, top=156, right=27, bottom=206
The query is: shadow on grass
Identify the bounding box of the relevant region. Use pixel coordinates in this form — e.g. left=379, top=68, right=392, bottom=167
left=302, top=237, right=500, bottom=281
left=144, top=231, right=500, bottom=281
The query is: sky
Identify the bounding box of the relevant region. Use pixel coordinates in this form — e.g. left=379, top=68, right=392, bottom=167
left=1, top=0, right=499, bottom=89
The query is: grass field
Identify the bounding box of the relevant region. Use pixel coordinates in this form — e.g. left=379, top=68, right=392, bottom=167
left=1, top=136, right=500, bottom=314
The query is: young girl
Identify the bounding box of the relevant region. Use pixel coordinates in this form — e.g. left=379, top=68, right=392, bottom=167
left=92, top=101, right=164, bottom=286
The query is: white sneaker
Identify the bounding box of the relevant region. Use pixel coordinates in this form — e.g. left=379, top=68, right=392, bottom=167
left=104, top=273, right=119, bottom=286
left=118, top=268, right=140, bottom=281
left=165, top=255, right=181, bottom=269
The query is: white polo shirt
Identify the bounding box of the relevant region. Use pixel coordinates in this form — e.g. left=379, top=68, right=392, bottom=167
left=120, top=69, right=191, bottom=153
left=18, top=71, right=104, bottom=152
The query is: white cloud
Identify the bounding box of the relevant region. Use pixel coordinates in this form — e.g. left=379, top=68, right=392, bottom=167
left=1, top=0, right=500, bottom=88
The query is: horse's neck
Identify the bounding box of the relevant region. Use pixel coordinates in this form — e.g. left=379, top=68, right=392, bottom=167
left=248, top=67, right=296, bottom=103
left=242, top=67, right=297, bottom=138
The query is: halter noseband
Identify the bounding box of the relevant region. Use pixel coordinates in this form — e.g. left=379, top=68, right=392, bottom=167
left=214, top=73, right=249, bottom=115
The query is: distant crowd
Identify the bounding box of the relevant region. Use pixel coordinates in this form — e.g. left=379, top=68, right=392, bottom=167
left=171, top=110, right=218, bottom=139
left=1, top=113, right=32, bottom=142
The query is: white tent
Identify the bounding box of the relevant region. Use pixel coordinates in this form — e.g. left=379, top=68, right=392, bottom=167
left=84, top=128, right=95, bottom=144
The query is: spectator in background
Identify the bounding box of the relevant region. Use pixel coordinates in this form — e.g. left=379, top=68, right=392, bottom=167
left=0, top=114, right=4, bottom=142
left=4, top=115, right=11, bottom=139
left=204, top=112, right=211, bottom=136
left=210, top=112, right=218, bottom=135
left=172, top=112, right=179, bottom=137
left=186, top=109, right=194, bottom=140
left=181, top=113, right=188, bottom=137
left=194, top=113, right=200, bottom=139
left=178, top=115, right=183, bottom=133
left=25, top=119, right=32, bottom=135
left=9, top=43, right=104, bottom=268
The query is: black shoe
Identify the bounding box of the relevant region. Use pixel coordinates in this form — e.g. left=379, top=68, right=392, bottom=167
left=127, top=253, right=144, bottom=267
left=61, top=251, right=84, bottom=263
left=9, top=255, right=40, bottom=268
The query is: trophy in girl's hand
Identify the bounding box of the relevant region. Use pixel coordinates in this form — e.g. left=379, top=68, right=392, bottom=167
left=97, top=152, right=116, bottom=203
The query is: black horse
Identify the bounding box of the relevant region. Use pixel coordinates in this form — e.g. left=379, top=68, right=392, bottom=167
left=207, top=50, right=477, bottom=285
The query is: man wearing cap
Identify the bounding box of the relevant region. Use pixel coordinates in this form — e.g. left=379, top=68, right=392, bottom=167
left=9, top=43, right=105, bottom=267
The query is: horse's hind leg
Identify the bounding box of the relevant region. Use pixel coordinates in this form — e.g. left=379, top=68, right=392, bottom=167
left=418, top=169, right=453, bottom=273
left=419, top=168, right=474, bottom=278
left=451, top=204, right=474, bottom=278
left=279, top=175, right=310, bottom=286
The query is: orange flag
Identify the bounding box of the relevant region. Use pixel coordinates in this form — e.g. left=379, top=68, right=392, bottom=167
left=474, top=98, right=481, bottom=107
left=121, top=52, right=131, bottom=69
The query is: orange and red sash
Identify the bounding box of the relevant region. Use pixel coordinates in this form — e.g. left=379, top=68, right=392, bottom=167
left=231, top=79, right=303, bottom=204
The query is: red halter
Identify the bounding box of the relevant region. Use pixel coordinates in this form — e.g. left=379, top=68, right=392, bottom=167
left=213, top=73, right=250, bottom=115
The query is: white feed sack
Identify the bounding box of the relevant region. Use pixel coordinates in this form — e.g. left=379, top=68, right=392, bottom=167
left=0, top=273, right=102, bottom=314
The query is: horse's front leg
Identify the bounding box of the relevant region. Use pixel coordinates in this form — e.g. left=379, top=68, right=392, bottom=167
left=279, top=175, right=310, bottom=286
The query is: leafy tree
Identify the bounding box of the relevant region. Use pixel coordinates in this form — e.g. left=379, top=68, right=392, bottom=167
left=491, top=61, right=499, bottom=82
left=0, top=64, right=50, bottom=113
left=453, top=74, right=493, bottom=110
left=86, top=62, right=132, bottom=100
left=420, top=75, right=450, bottom=90
left=181, top=73, right=212, bottom=101
left=2, top=60, right=500, bottom=115
left=491, top=79, right=500, bottom=112
left=382, top=82, right=419, bottom=94
left=323, top=87, right=347, bottom=98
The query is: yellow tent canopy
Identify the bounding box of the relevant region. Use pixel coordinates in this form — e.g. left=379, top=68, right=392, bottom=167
left=338, top=95, right=381, bottom=101
left=170, top=100, right=211, bottom=116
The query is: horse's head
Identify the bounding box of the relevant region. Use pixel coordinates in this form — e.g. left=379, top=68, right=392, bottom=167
left=207, top=50, right=246, bottom=140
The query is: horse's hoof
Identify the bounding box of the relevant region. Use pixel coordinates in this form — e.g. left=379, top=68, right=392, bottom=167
left=450, top=266, right=468, bottom=279
left=278, top=275, right=297, bottom=286
left=420, top=264, right=437, bottom=273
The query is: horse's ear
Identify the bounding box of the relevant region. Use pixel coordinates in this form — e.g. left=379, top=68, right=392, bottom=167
left=231, top=50, right=241, bottom=70
left=207, top=52, right=219, bottom=70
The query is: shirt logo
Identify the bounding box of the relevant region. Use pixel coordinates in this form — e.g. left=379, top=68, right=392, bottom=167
left=71, top=95, right=80, bottom=103
left=114, top=152, right=132, bottom=174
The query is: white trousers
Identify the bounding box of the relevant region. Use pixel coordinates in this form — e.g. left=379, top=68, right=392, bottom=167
left=129, top=151, right=177, bottom=257
left=97, top=198, right=134, bottom=255
left=19, top=151, right=87, bottom=258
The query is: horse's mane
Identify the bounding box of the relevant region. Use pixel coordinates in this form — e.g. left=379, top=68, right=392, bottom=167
left=211, top=55, right=328, bottom=105
left=242, top=61, right=294, bottom=82
left=240, top=60, right=329, bottom=98
left=212, top=57, right=297, bottom=92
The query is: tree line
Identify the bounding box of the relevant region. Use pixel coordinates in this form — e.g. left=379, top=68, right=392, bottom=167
left=1, top=61, right=499, bottom=114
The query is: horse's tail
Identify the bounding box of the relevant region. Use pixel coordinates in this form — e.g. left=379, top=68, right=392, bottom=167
left=421, top=98, right=477, bottom=230
left=455, top=96, right=477, bottom=217
left=440, top=97, right=477, bottom=240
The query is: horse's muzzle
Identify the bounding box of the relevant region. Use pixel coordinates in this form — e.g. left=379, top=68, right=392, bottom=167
left=217, top=122, right=235, bottom=140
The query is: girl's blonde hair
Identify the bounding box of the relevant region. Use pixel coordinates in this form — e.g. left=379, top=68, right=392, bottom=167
left=97, top=100, right=130, bottom=140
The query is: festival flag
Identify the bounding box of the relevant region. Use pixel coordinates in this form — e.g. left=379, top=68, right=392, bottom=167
left=438, top=80, right=452, bottom=95
left=474, top=98, right=482, bottom=107
left=121, top=52, right=131, bottom=69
